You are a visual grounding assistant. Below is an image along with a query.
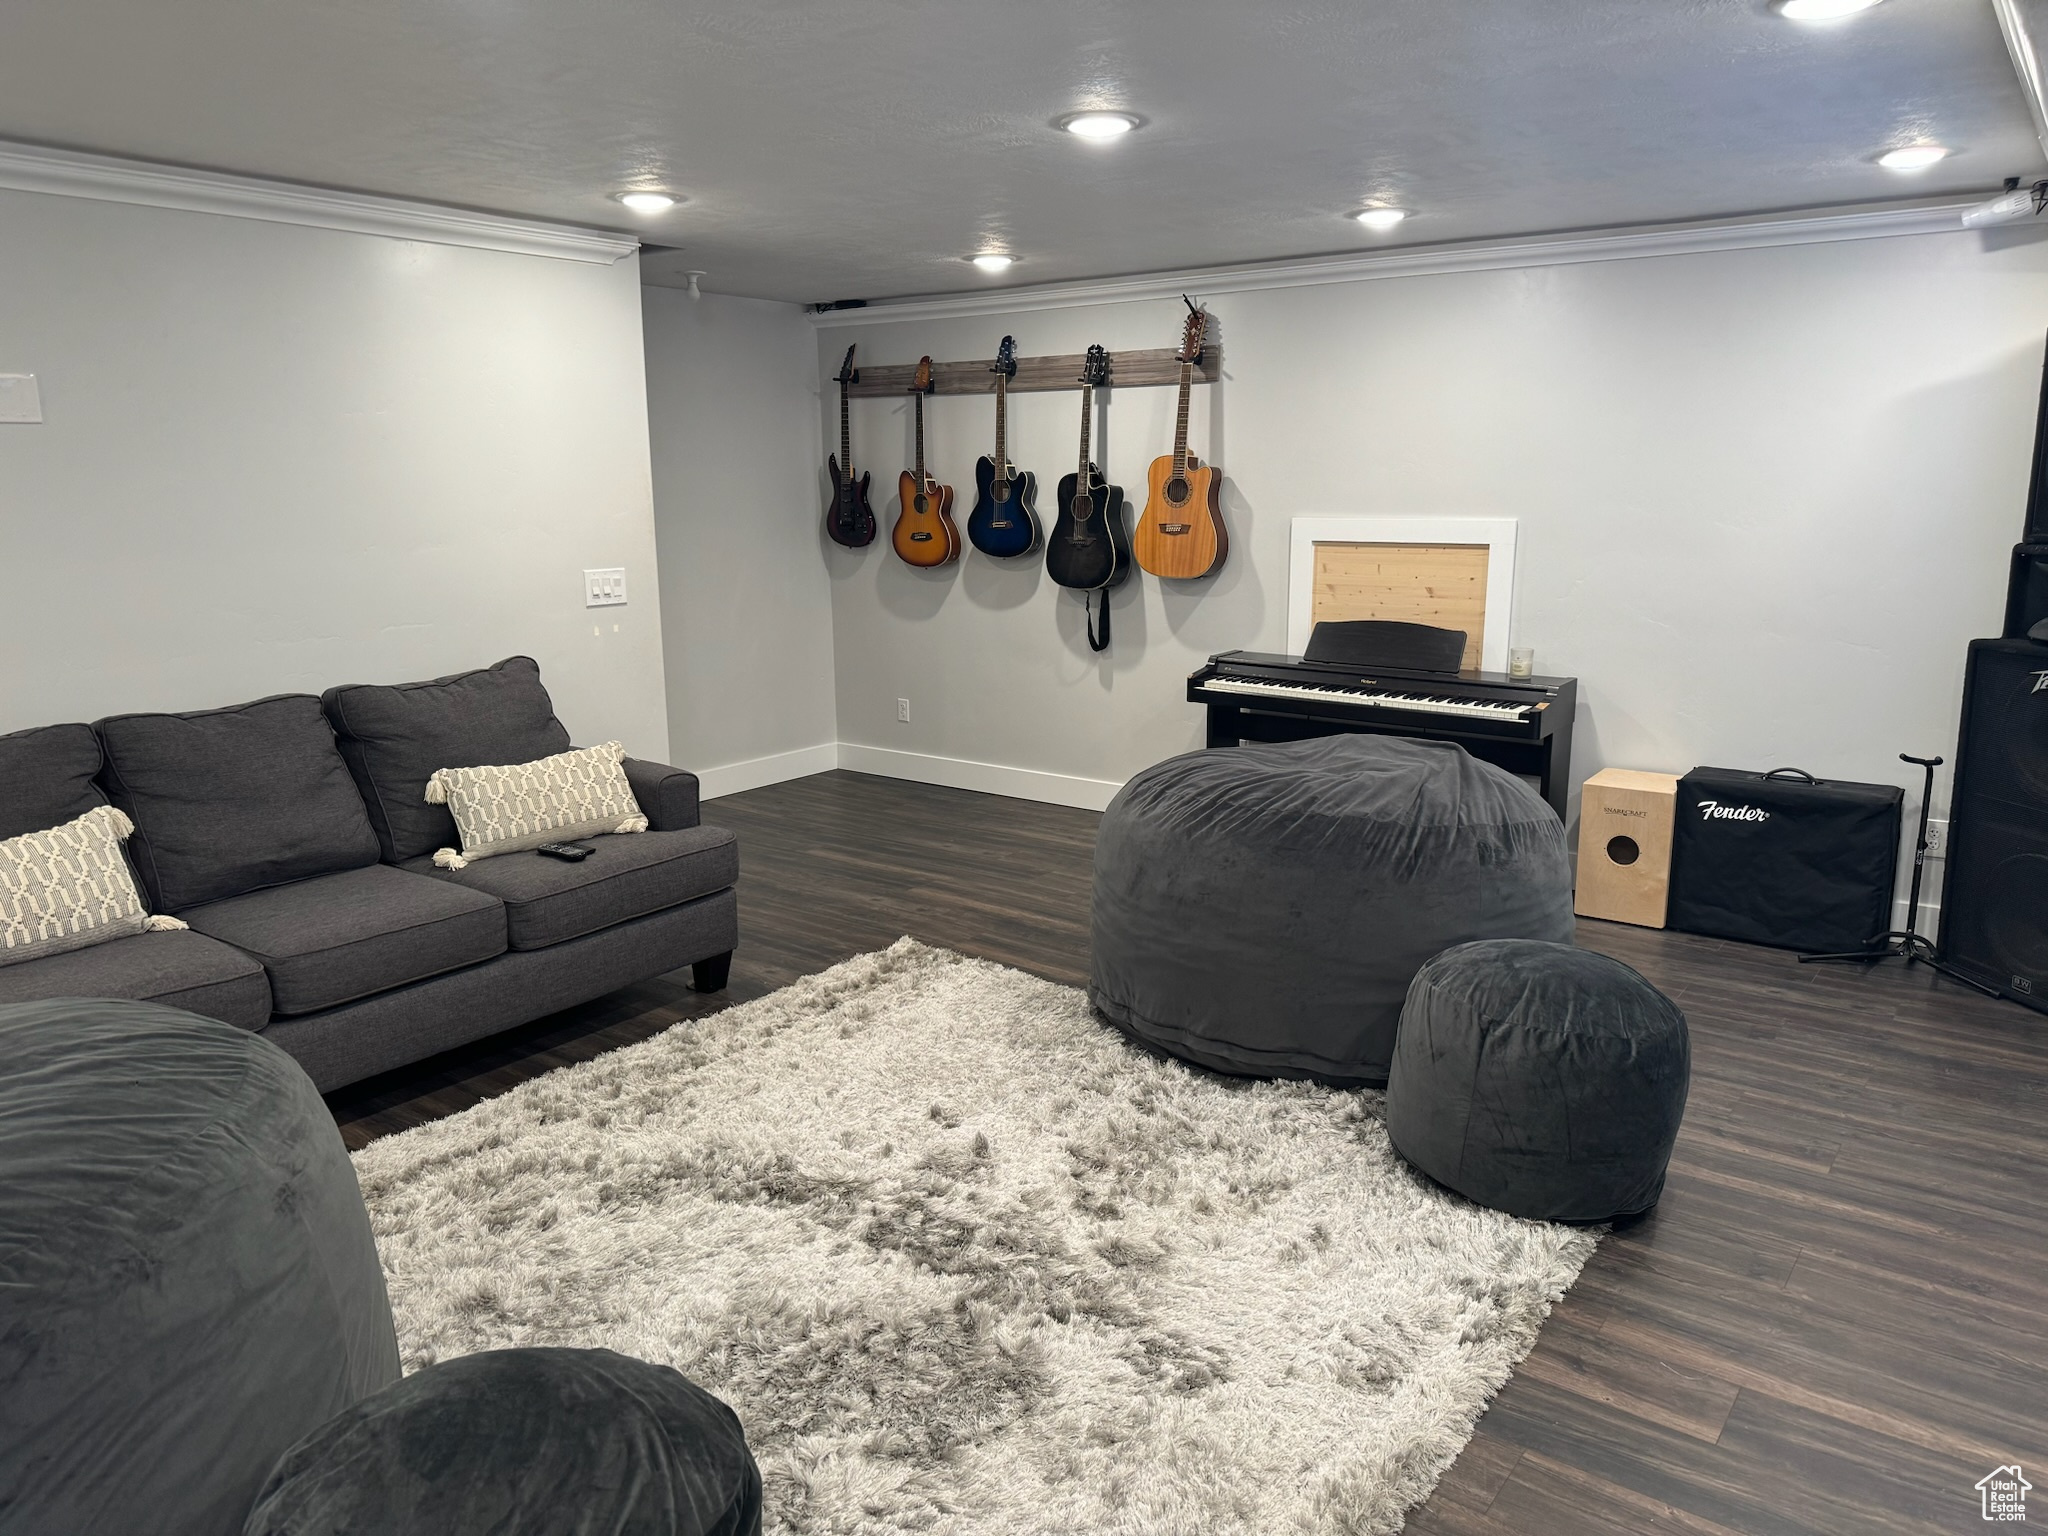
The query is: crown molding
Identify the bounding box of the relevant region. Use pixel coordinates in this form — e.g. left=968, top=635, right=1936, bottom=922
left=0, top=141, right=639, bottom=265
left=1993, top=0, right=2048, bottom=166
left=809, top=197, right=1983, bottom=325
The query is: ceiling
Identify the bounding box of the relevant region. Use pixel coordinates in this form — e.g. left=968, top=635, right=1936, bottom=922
left=1, top=0, right=2040, bottom=303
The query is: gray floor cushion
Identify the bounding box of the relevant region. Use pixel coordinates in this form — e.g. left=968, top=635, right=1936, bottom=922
left=0, top=927, right=271, bottom=1026
left=0, top=998, right=400, bottom=1536
left=244, top=1347, right=762, bottom=1536
left=1090, top=735, right=1574, bottom=1087
left=403, top=825, right=738, bottom=950
left=181, top=864, right=506, bottom=1015
left=1387, top=939, right=1691, bottom=1222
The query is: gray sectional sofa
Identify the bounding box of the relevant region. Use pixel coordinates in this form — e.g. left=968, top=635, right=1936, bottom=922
left=0, top=657, right=737, bottom=1091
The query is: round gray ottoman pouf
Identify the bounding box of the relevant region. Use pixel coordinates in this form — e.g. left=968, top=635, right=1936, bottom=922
left=1090, top=735, right=1574, bottom=1087
left=244, top=1347, right=763, bottom=1536
left=1386, top=939, right=1691, bottom=1222
left=0, top=998, right=400, bottom=1536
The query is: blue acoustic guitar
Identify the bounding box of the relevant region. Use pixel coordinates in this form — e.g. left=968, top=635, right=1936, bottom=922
left=966, top=335, right=1041, bottom=558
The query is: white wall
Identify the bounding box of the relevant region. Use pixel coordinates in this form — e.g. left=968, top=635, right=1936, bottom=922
left=816, top=228, right=2048, bottom=839
left=643, top=288, right=836, bottom=792
left=0, top=187, right=668, bottom=755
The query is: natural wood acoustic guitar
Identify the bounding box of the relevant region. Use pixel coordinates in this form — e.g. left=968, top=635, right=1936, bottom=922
left=1133, top=304, right=1227, bottom=578
left=891, top=356, right=960, bottom=567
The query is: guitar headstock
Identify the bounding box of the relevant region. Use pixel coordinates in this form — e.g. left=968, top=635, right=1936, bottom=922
left=1177, top=303, right=1208, bottom=366
left=1081, top=343, right=1109, bottom=388
left=836, top=345, right=858, bottom=385
left=993, top=335, right=1017, bottom=379
left=912, top=355, right=934, bottom=394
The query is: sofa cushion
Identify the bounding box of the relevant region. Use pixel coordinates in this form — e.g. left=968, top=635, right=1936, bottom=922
left=0, top=929, right=271, bottom=1028
left=97, top=695, right=382, bottom=912
left=180, top=865, right=506, bottom=1016
left=322, top=657, right=573, bottom=864
left=403, top=826, right=737, bottom=951
left=0, top=722, right=106, bottom=840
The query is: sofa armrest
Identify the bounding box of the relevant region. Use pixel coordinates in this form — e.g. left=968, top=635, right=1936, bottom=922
left=623, top=757, right=701, bottom=831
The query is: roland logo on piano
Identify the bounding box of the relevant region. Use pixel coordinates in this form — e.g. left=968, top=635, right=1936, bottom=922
left=1696, top=800, right=1770, bottom=824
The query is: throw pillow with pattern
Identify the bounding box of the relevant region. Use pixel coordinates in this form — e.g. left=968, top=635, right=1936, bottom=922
left=425, top=741, right=648, bottom=869
left=1, top=805, right=188, bottom=968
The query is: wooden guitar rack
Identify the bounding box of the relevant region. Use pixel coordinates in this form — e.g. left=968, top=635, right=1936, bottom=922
left=842, top=346, right=1221, bottom=398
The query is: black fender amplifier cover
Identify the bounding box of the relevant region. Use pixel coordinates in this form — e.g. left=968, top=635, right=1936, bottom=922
left=1667, top=767, right=1903, bottom=952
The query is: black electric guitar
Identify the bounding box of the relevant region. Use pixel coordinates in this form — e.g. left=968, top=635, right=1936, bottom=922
left=966, top=335, right=1041, bottom=558
left=825, top=344, right=876, bottom=548
left=1046, top=344, right=1130, bottom=651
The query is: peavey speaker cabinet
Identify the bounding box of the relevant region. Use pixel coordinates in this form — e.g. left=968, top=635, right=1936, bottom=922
left=1938, top=638, right=2048, bottom=1010
left=1668, top=767, right=1902, bottom=952
left=2007, top=545, right=2048, bottom=639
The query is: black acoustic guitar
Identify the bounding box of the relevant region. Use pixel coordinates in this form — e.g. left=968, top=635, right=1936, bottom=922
left=825, top=344, right=876, bottom=548
left=1046, top=344, right=1130, bottom=651
left=966, top=335, right=1041, bottom=558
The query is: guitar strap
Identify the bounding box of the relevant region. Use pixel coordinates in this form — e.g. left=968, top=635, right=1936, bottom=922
left=1085, top=589, right=1111, bottom=653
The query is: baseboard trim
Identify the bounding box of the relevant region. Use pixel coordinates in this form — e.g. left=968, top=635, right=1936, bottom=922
left=697, top=743, right=841, bottom=802
left=835, top=744, right=1123, bottom=812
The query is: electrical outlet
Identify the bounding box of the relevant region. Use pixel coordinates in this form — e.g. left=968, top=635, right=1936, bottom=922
left=1923, top=818, right=1948, bottom=858
left=584, top=568, right=627, bottom=607
left=896, top=697, right=911, bottom=723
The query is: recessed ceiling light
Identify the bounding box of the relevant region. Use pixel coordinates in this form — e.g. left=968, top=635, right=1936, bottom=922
left=970, top=253, right=1016, bottom=272
left=1058, top=111, right=1141, bottom=140
left=613, top=191, right=678, bottom=214
left=1353, top=207, right=1409, bottom=231
left=1770, top=0, right=1884, bottom=20
left=1877, top=145, right=1951, bottom=171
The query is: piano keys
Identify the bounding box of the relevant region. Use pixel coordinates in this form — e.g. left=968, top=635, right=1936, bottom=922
left=1188, top=650, right=1577, bottom=820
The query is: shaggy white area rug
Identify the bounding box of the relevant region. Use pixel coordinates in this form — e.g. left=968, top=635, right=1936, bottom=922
left=355, top=940, right=1596, bottom=1535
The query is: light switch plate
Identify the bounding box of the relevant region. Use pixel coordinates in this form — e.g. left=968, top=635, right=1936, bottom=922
left=584, top=568, right=627, bottom=607
left=0, top=374, right=43, bottom=424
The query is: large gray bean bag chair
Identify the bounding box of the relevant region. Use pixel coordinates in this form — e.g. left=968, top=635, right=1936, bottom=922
left=1090, top=735, right=1573, bottom=1087
left=245, top=1348, right=763, bottom=1536
left=1387, top=939, right=1690, bottom=1221
left=0, top=998, right=399, bottom=1536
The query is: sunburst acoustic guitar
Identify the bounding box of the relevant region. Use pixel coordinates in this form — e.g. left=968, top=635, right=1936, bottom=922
left=891, top=356, right=960, bottom=567
left=1133, top=303, right=1227, bottom=579
left=825, top=344, right=877, bottom=549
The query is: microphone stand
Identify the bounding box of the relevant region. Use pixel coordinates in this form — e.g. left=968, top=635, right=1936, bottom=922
left=1798, top=753, right=1999, bottom=993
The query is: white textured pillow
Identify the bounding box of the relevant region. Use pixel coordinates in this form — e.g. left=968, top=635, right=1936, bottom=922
left=425, top=741, right=648, bottom=869
left=0, top=805, right=188, bottom=968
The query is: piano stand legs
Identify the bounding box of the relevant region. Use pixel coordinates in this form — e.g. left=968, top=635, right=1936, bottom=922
left=1205, top=706, right=1243, bottom=749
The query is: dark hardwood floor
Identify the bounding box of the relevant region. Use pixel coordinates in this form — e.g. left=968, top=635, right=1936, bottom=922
left=329, top=770, right=2047, bottom=1535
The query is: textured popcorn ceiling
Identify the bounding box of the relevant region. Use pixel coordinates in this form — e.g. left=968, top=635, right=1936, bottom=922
left=0, top=0, right=2039, bottom=301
